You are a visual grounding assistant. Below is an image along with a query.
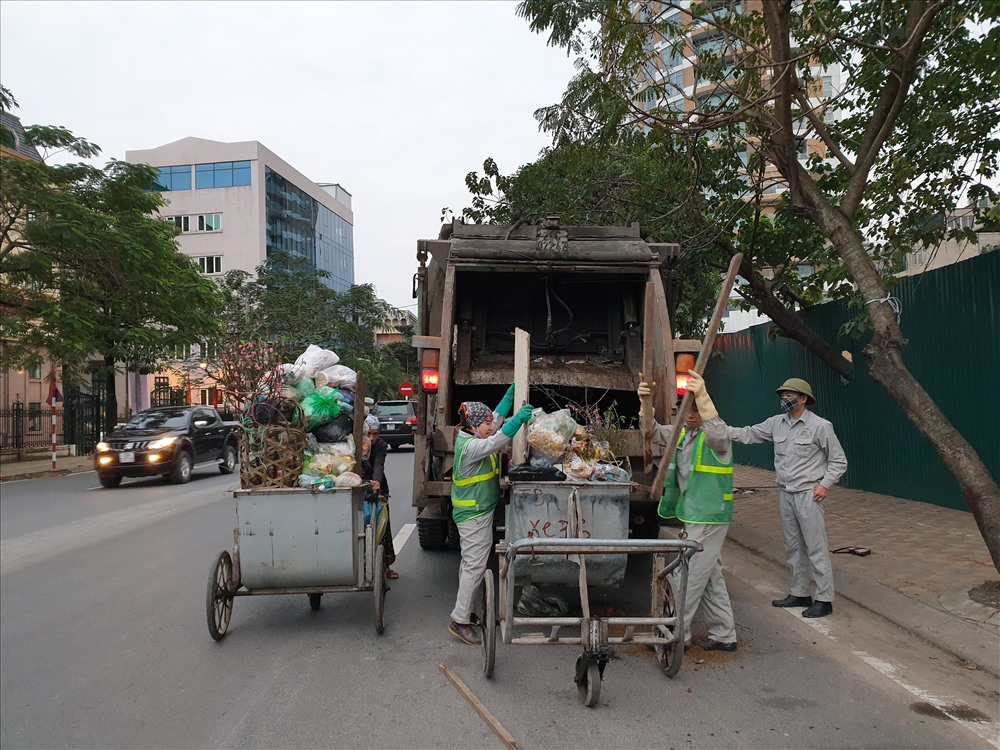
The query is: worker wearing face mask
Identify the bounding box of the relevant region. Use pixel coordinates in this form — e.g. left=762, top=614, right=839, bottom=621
left=727, top=379, right=847, bottom=619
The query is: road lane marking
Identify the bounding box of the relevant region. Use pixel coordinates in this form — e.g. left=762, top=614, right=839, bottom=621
left=393, top=523, right=415, bottom=551
left=1, top=488, right=231, bottom=575
left=853, top=651, right=1000, bottom=749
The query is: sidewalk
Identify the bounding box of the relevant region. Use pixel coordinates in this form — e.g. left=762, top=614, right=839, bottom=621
left=729, top=465, right=999, bottom=678
left=1, top=455, right=997, bottom=676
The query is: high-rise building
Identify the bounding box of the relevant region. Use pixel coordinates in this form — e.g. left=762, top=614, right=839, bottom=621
left=125, top=137, right=355, bottom=292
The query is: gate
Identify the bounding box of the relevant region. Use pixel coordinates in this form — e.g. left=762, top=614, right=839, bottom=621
left=63, top=394, right=101, bottom=455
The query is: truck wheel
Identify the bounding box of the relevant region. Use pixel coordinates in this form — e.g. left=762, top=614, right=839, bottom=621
left=445, top=518, right=462, bottom=551
left=98, top=474, right=122, bottom=489
left=170, top=450, right=193, bottom=484
left=219, top=444, right=237, bottom=474
left=417, top=517, right=448, bottom=550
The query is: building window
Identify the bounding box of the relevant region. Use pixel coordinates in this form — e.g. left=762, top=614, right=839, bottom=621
left=822, top=75, right=834, bottom=99
left=195, top=161, right=252, bottom=189
left=165, top=215, right=190, bottom=233
left=197, top=213, right=222, bottom=232
left=27, top=363, right=42, bottom=379
left=28, top=403, right=42, bottom=432
left=173, top=343, right=193, bottom=360
left=196, top=256, right=223, bottom=274
left=200, top=340, right=220, bottom=360
left=154, top=165, right=192, bottom=191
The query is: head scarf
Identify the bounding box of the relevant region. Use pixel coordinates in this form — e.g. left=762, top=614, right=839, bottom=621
left=459, top=401, right=493, bottom=429
left=364, top=414, right=380, bottom=432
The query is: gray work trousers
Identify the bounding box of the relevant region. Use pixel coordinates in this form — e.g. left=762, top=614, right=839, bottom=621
left=676, top=523, right=736, bottom=644
left=780, top=488, right=835, bottom=602
left=449, top=511, right=494, bottom=625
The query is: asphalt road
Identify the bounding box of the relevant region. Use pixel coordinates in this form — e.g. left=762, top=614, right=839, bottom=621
left=1, top=451, right=996, bottom=749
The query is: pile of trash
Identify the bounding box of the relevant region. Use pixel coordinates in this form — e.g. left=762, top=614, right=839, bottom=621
left=268, top=345, right=364, bottom=491
left=526, top=408, right=631, bottom=483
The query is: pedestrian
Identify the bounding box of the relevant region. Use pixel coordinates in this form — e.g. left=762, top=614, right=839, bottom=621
left=728, top=378, right=848, bottom=618
left=362, top=414, right=398, bottom=580
left=448, top=386, right=534, bottom=645
left=638, top=370, right=738, bottom=652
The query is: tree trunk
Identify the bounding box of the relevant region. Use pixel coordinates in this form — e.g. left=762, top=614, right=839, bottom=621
left=738, top=258, right=855, bottom=380
left=103, top=354, right=118, bottom=435
left=796, top=170, right=1000, bottom=574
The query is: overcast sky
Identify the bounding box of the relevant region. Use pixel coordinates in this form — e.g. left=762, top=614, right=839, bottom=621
left=0, top=0, right=577, bottom=312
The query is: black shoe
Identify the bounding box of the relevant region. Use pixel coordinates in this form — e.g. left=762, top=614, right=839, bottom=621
left=695, top=639, right=737, bottom=652
left=802, top=601, right=833, bottom=618
left=771, top=594, right=813, bottom=608
left=448, top=620, right=482, bottom=645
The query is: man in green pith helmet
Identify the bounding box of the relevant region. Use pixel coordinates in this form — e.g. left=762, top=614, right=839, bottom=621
left=638, top=370, right=738, bottom=652
left=728, top=378, right=848, bottom=619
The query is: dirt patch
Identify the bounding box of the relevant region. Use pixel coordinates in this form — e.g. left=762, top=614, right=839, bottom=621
left=968, top=580, right=1000, bottom=609
left=911, top=701, right=991, bottom=722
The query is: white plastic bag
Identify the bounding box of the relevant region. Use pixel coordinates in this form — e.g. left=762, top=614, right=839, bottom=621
left=335, top=471, right=363, bottom=488
left=318, top=364, right=357, bottom=391
left=294, top=344, right=340, bottom=378
left=528, top=408, right=578, bottom=465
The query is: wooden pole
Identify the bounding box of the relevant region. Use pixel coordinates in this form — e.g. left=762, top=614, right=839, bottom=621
left=648, top=253, right=743, bottom=500
left=640, top=282, right=656, bottom=473
left=439, top=662, right=522, bottom=750
left=512, top=327, right=531, bottom=465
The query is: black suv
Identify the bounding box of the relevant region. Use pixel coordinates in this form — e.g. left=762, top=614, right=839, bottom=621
left=372, top=400, right=416, bottom=449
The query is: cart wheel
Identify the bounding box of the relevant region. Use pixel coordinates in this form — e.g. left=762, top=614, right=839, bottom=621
left=575, top=657, right=602, bottom=708
left=206, top=550, right=234, bottom=641
left=653, top=556, right=684, bottom=677
left=373, top=545, right=386, bottom=635
left=308, top=593, right=322, bottom=611
left=481, top=572, right=496, bottom=678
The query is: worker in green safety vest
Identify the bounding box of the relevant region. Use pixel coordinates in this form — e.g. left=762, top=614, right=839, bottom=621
left=638, top=370, right=738, bottom=653
left=447, top=389, right=534, bottom=646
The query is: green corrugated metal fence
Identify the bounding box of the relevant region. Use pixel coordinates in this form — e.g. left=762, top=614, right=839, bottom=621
left=706, top=251, right=999, bottom=511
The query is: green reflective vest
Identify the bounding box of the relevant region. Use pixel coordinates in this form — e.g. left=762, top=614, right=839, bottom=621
left=658, top=428, right=734, bottom=525
left=451, top=432, right=500, bottom=525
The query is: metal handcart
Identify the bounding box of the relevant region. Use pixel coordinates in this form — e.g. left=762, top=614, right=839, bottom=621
left=206, top=485, right=389, bottom=640
left=480, top=481, right=700, bottom=707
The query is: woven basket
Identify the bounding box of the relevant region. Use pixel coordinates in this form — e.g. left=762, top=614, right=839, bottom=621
left=239, top=397, right=308, bottom=489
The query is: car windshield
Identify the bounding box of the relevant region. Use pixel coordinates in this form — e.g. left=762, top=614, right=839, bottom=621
left=125, top=409, right=190, bottom=429
left=374, top=403, right=411, bottom=416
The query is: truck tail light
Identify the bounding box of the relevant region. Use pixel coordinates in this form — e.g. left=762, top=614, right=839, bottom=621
left=420, top=369, right=439, bottom=392
left=405, top=416, right=417, bottom=425
left=675, top=353, right=695, bottom=396
left=420, top=348, right=440, bottom=392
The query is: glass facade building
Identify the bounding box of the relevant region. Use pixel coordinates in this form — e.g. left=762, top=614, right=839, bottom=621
left=264, top=167, right=354, bottom=293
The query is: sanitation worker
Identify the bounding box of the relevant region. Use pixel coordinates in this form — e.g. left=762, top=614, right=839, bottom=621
left=362, top=414, right=398, bottom=580
left=448, top=387, right=534, bottom=645
left=638, top=370, right=738, bottom=651
left=728, top=378, right=847, bottom=619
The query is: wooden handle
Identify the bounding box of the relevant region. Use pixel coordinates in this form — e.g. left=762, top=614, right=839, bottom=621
left=649, top=253, right=743, bottom=500
left=641, top=282, right=656, bottom=473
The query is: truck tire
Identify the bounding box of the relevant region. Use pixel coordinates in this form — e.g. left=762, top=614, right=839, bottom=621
left=170, top=450, right=193, bottom=484
left=445, top=518, right=462, bottom=551
left=219, top=444, right=237, bottom=474
left=417, top=517, right=448, bottom=550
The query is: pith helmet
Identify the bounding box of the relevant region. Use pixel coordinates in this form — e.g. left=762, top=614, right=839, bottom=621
left=776, top=378, right=815, bottom=405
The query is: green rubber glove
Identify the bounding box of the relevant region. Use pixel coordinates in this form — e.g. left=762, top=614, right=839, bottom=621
left=501, top=402, right=534, bottom=438
left=496, top=383, right=516, bottom=418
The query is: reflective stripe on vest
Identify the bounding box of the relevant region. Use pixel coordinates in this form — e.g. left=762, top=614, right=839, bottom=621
left=451, top=436, right=498, bottom=507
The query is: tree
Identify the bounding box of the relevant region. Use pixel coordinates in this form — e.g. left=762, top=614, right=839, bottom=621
left=516, top=0, right=1000, bottom=569
left=204, top=253, right=406, bottom=402
left=1, top=88, right=222, bottom=431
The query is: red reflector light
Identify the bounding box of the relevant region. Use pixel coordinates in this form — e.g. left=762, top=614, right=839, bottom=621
left=421, top=369, right=439, bottom=391
left=676, top=374, right=690, bottom=396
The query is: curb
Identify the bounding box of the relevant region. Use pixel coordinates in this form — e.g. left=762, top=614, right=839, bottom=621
left=728, top=522, right=1000, bottom=679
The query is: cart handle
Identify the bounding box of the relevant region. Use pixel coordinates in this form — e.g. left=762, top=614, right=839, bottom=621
left=502, top=537, right=701, bottom=565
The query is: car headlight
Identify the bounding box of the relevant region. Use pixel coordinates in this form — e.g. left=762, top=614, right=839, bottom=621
left=96, top=441, right=110, bottom=452
left=148, top=436, right=178, bottom=450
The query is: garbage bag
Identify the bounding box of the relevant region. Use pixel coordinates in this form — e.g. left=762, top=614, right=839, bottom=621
left=528, top=408, right=578, bottom=465
left=318, top=364, right=357, bottom=391
left=294, top=344, right=340, bottom=378
left=335, top=471, right=362, bottom=488
left=302, top=386, right=342, bottom=430
left=310, top=413, right=353, bottom=443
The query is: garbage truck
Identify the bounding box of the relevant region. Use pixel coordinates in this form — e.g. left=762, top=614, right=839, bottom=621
left=410, top=217, right=697, bottom=550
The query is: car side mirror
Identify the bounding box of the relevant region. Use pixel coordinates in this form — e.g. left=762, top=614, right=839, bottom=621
left=194, top=419, right=209, bottom=427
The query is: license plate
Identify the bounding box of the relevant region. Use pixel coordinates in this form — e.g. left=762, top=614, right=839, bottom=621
left=385, top=424, right=397, bottom=431
left=119, top=451, right=135, bottom=463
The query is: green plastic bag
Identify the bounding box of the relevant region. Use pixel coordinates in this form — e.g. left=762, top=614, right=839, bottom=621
left=302, top=386, right=342, bottom=430
left=293, top=377, right=316, bottom=401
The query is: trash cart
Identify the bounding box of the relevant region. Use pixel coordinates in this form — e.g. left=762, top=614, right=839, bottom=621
left=206, top=486, right=389, bottom=640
